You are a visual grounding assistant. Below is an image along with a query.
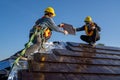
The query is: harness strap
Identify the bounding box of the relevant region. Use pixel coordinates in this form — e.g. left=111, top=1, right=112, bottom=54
left=85, top=23, right=95, bottom=36
left=85, top=26, right=93, bottom=36
left=8, top=28, right=39, bottom=77
left=38, top=27, right=49, bottom=50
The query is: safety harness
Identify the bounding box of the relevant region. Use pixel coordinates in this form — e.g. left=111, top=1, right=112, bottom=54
left=85, top=23, right=95, bottom=36
left=38, top=26, right=51, bottom=49
left=8, top=27, right=39, bottom=77
left=8, top=26, right=51, bottom=77
left=44, top=28, right=51, bottom=38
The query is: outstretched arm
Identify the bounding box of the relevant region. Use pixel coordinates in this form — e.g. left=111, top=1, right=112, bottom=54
left=76, top=25, right=85, bottom=32
left=46, top=18, right=65, bottom=33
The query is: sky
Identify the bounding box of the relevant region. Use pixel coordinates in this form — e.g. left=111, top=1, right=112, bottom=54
left=0, top=0, right=120, bottom=60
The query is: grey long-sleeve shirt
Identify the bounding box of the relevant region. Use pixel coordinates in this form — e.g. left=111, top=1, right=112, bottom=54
left=35, top=16, right=64, bottom=33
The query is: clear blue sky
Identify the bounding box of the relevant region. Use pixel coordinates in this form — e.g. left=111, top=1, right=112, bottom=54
left=0, top=0, right=120, bottom=60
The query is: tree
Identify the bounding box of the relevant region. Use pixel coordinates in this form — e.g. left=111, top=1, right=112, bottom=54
left=97, top=43, right=105, bottom=46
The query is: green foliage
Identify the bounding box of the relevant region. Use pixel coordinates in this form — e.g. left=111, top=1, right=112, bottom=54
left=97, top=43, right=105, bottom=46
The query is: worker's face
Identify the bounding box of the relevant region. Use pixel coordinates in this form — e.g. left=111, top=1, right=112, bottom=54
left=85, top=21, right=91, bottom=25
left=49, top=13, right=54, bottom=18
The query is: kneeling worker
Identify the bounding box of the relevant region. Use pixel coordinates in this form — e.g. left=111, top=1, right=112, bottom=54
left=76, top=16, right=101, bottom=47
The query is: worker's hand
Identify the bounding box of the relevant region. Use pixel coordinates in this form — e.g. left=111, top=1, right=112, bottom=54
left=63, top=30, right=68, bottom=35
left=59, top=23, right=64, bottom=27
left=91, top=26, right=95, bottom=30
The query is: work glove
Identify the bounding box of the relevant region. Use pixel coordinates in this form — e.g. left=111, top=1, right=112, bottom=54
left=63, top=30, right=68, bottom=35
left=91, top=26, right=95, bottom=30
left=58, top=23, right=64, bottom=27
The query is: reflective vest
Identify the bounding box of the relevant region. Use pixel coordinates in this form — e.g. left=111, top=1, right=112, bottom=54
left=85, top=23, right=95, bottom=36
left=34, top=26, right=51, bottom=39
left=43, top=28, right=51, bottom=38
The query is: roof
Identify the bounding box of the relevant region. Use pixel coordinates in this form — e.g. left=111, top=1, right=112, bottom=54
left=18, top=42, right=120, bottom=80
left=0, top=58, right=10, bottom=71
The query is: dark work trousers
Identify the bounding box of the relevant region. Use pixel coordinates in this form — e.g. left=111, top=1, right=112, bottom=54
left=80, top=35, right=100, bottom=44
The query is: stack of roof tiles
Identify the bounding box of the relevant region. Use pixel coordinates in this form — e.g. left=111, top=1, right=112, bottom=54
left=18, top=42, right=120, bottom=80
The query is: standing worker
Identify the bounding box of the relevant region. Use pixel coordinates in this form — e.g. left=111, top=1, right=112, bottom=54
left=30, top=7, right=68, bottom=43
left=26, top=7, right=68, bottom=54
left=76, top=16, right=101, bottom=47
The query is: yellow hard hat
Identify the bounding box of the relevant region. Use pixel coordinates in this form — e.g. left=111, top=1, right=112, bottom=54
left=44, top=7, right=56, bottom=16
left=84, top=16, right=92, bottom=22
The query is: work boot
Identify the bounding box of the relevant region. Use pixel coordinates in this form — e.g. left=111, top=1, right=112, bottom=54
left=89, top=42, right=96, bottom=47
left=91, top=43, right=96, bottom=47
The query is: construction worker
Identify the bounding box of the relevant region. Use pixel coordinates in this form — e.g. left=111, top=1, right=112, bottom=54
left=76, top=16, right=101, bottom=47
left=28, top=7, right=68, bottom=49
